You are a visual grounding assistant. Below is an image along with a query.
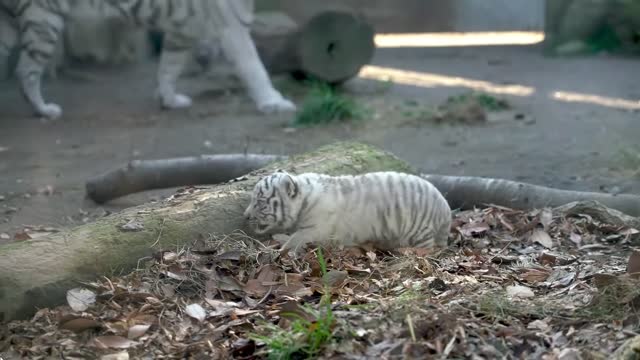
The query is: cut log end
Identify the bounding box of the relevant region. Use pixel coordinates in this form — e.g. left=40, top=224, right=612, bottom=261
left=297, top=11, right=376, bottom=84
left=254, top=10, right=376, bottom=84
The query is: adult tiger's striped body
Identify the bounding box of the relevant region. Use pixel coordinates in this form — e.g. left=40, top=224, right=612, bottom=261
left=244, top=170, right=452, bottom=252
left=0, top=0, right=296, bottom=119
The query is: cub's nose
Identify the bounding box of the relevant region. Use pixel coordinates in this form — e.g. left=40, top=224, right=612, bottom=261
left=243, top=208, right=251, bottom=219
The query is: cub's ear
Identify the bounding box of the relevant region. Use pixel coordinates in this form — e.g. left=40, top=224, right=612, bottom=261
left=280, top=174, right=299, bottom=198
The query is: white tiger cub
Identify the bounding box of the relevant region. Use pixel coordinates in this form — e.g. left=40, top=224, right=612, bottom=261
left=244, top=170, right=452, bottom=253
left=0, top=0, right=296, bottom=119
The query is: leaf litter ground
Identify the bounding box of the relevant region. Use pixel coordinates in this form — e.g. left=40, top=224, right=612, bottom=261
left=2, top=202, right=640, bottom=359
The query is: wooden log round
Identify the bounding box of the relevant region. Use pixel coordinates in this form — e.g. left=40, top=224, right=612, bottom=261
left=254, top=10, right=376, bottom=84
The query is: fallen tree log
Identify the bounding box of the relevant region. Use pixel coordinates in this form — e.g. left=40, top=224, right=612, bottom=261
left=422, top=174, right=640, bottom=217
left=0, top=142, right=411, bottom=321
left=86, top=154, right=286, bottom=204
left=85, top=152, right=640, bottom=218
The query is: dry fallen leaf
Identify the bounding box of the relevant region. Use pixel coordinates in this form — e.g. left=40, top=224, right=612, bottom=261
left=162, top=251, right=179, bottom=262
left=322, top=270, right=348, bottom=287
left=127, top=324, right=151, bottom=339
left=620, top=228, right=640, bottom=236
left=209, top=271, right=244, bottom=292
left=100, top=352, right=130, bottom=360
left=506, top=285, right=535, bottom=298
left=205, top=298, right=240, bottom=317
left=278, top=301, right=316, bottom=322
left=592, top=273, right=621, bottom=289
left=627, top=250, right=640, bottom=278
left=531, top=229, right=554, bottom=249
left=164, top=264, right=188, bottom=281
left=539, top=208, right=553, bottom=230
left=185, top=303, right=207, bottom=322
left=397, top=248, right=435, bottom=257
left=90, top=335, right=137, bottom=349
left=274, top=283, right=313, bottom=298
left=538, top=253, right=557, bottom=266
left=527, top=319, right=551, bottom=332
left=59, top=317, right=101, bottom=333
left=243, top=279, right=271, bottom=297
left=569, top=232, right=582, bottom=246
left=519, top=269, right=550, bottom=283
left=459, top=222, right=490, bottom=237
left=66, top=287, right=97, bottom=312
left=13, top=230, right=31, bottom=241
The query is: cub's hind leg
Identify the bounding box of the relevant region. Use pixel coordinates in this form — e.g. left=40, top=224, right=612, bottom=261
left=15, top=7, right=65, bottom=119
left=156, top=32, right=192, bottom=109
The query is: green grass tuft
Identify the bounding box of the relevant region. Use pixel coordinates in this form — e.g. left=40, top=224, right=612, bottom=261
left=249, top=248, right=335, bottom=359
left=293, top=81, right=367, bottom=126
left=445, top=91, right=511, bottom=112
left=616, top=145, right=640, bottom=177
left=250, top=305, right=334, bottom=360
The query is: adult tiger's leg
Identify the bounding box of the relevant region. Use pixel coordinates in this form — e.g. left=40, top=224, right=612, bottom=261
left=15, top=5, right=65, bottom=119
left=217, top=0, right=295, bottom=114
left=156, top=32, right=192, bottom=109
left=0, top=10, right=18, bottom=80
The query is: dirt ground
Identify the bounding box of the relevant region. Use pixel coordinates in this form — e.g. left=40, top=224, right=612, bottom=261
left=0, top=43, right=639, bottom=242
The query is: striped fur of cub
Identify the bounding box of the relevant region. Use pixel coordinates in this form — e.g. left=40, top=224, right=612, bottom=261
left=244, top=170, right=452, bottom=252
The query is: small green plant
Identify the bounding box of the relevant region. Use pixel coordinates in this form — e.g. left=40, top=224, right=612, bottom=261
left=586, top=24, right=623, bottom=53
left=445, top=91, right=510, bottom=112
left=294, top=81, right=367, bottom=126
left=617, top=145, right=640, bottom=176
left=250, top=248, right=335, bottom=359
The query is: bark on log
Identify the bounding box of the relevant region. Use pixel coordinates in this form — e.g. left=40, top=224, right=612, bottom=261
left=0, top=142, right=412, bottom=322
left=84, top=151, right=640, bottom=219
left=253, top=10, right=376, bottom=84
left=422, top=174, right=640, bottom=217
left=86, top=154, right=286, bottom=204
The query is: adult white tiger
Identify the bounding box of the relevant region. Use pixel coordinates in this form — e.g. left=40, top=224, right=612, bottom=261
left=0, top=0, right=296, bottom=119
left=244, top=170, right=452, bottom=253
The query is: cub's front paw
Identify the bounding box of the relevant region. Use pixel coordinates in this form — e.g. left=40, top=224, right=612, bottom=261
left=271, top=233, right=291, bottom=247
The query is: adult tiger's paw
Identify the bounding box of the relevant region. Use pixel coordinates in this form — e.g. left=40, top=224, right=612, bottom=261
left=160, top=93, right=193, bottom=109
left=257, top=96, right=296, bottom=114
left=37, top=103, right=62, bottom=120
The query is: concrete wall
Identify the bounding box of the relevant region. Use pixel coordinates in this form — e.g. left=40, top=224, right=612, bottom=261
left=256, top=0, right=545, bottom=33
left=453, top=0, right=545, bottom=32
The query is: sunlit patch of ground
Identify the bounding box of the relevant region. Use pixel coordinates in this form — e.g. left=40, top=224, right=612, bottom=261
left=375, top=31, right=545, bottom=48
